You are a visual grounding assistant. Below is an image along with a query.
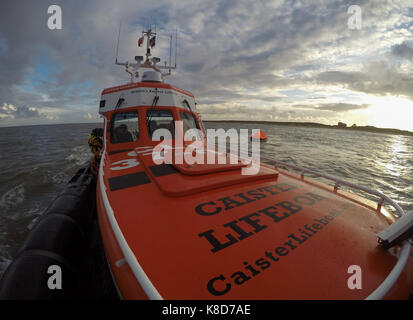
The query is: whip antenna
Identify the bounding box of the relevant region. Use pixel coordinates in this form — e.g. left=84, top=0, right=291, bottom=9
left=115, top=21, right=122, bottom=63
left=169, top=34, right=172, bottom=72
left=175, top=29, right=177, bottom=68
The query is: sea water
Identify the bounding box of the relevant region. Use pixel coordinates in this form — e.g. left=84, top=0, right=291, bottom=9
left=0, top=122, right=412, bottom=276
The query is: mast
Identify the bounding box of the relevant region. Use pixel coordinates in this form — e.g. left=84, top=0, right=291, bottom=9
left=115, top=21, right=122, bottom=64
left=143, top=28, right=156, bottom=63
left=115, top=24, right=177, bottom=83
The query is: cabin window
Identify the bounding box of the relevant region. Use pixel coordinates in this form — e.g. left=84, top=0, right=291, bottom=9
left=146, top=110, right=175, bottom=139
left=180, top=111, right=202, bottom=140
left=181, top=100, right=191, bottom=111
left=110, top=111, right=139, bottom=144
left=99, top=100, right=106, bottom=108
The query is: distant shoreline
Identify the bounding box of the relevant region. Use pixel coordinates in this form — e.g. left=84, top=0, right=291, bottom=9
left=204, top=120, right=413, bottom=137
left=1, top=120, right=412, bottom=137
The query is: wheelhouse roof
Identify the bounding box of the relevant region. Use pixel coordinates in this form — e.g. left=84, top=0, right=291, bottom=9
left=101, top=82, right=194, bottom=98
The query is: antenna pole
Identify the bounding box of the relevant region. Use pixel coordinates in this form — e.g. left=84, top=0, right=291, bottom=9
left=169, top=34, right=172, bottom=72
left=175, top=29, right=177, bottom=68
left=146, top=28, right=150, bottom=62
left=115, top=21, right=122, bottom=63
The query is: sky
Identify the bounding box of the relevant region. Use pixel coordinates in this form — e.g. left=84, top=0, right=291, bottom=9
left=0, top=0, right=412, bottom=130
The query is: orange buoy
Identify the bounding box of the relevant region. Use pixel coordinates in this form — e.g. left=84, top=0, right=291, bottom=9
left=251, top=130, right=267, bottom=142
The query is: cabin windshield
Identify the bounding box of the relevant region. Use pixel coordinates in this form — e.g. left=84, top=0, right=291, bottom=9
left=110, top=111, right=139, bottom=144
left=180, top=111, right=202, bottom=140
left=147, top=110, right=175, bottom=139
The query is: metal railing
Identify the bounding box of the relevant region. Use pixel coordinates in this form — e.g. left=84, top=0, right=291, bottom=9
left=259, top=155, right=411, bottom=300
left=260, top=156, right=404, bottom=216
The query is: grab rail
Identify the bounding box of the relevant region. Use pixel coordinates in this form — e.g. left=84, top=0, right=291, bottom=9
left=258, top=155, right=411, bottom=300
left=260, top=156, right=403, bottom=217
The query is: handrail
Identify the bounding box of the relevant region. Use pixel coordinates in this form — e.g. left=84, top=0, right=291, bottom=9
left=260, top=156, right=404, bottom=217
left=258, top=155, right=411, bottom=300
left=366, top=240, right=411, bottom=300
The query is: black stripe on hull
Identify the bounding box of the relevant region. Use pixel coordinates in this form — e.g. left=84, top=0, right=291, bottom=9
left=108, top=149, right=133, bottom=155
left=108, top=172, right=151, bottom=191
left=149, top=164, right=179, bottom=177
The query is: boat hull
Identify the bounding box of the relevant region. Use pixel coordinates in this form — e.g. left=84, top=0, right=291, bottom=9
left=0, top=162, right=119, bottom=300
left=97, top=147, right=413, bottom=299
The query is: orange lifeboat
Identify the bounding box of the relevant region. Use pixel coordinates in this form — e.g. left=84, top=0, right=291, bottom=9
left=94, top=27, right=413, bottom=300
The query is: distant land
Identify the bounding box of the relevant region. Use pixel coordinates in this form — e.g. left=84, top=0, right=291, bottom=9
left=204, top=120, right=413, bottom=137
left=0, top=121, right=411, bottom=137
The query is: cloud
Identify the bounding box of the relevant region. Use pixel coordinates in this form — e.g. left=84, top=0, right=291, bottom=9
left=315, top=103, right=370, bottom=112
left=197, top=89, right=285, bottom=104
left=0, top=103, right=40, bottom=119
left=315, top=59, right=413, bottom=100
left=292, top=102, right=370, bottom=112
left=391, top=41, right=413, bottom=61
left=316, top=71, right=368, bottom=84
left=0, top=0, right=412, bottom=128
left=197, top=103, right=278, bottom=121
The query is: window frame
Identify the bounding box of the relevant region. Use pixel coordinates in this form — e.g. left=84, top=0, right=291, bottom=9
left=146, top=109, right=176, bottom=140
left=179, top=110, right=204, bottom=141
left=110, top=110, right=140, bottom=144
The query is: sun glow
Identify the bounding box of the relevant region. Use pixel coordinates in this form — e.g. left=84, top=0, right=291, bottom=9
left=362, top=96, right=413, bottom=131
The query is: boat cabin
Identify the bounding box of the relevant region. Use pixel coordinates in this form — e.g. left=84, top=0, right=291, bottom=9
left=99, top=71, right=204, bottom=147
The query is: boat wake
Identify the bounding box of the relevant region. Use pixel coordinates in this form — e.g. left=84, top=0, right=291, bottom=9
left=0, top=184, right=25, bottom=210
left=65, top=145, right=90, bottom=166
